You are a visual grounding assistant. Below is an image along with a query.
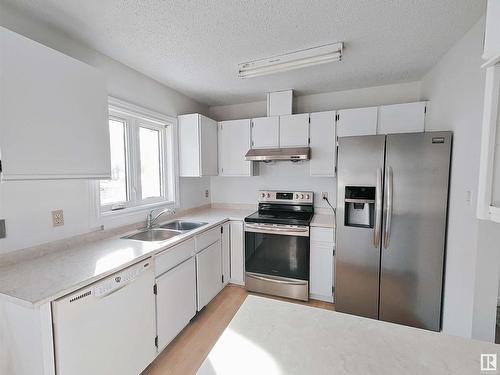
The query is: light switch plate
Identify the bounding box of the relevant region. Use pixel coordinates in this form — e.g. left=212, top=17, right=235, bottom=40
left=0, top=219, right=5, bottom=238
left=52, top=210, right=64, bottom=227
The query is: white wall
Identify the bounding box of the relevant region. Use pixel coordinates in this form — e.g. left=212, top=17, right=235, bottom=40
left=211, top=163, right=335, bottom=211
left=209, top=82, right=421, bottom=209
left=420, top=16, right=500, bottom=341
left=0, top=3, right=210, bottom=254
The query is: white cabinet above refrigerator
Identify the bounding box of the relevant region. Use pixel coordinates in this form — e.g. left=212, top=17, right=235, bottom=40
left=377, top=102, right=426, bottom=134
left=336, top=107, right=378, bottom=137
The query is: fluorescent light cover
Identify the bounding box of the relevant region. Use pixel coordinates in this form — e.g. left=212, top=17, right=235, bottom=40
left=238, top=42, right=343, bottom=78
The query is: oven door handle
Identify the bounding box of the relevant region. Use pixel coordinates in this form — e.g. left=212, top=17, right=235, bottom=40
left=246, top=273, right=308, bottom=285
left=244, top=223, right=309, bottom=237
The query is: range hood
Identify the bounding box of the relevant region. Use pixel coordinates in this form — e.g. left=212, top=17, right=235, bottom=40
left=245, top=147, right=310, bottom=161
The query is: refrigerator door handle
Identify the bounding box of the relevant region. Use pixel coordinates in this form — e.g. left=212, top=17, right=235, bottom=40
left=373, top=167, right=383, bottom=248
left=383, top=166, right=393, bottom=249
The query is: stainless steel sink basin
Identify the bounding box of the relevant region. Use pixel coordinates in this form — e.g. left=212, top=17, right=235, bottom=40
left=122, top=229, right=182, bottom=242
left=160, top=220, right=208, bottom=231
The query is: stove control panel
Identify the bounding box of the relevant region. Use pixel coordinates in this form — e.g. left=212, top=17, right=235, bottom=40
left=258, top=190, right=313, bottom=204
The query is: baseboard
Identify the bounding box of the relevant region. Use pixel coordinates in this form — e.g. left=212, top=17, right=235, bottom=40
left=310, top=293, right=334, bottom=303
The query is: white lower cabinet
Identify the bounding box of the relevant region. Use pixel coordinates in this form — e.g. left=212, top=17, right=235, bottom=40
left=155, top=257, right=197, bottom=351
left=229, top=221, right=245, bottom=285
left=222, top=222, right=231, bottom=286
left=309, top=227, right=335, bottom=302
left=196, top=240, right=223, bottom=310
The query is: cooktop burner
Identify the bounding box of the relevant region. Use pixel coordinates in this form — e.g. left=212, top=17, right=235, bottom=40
left=244, top=190, right=314, bottom=226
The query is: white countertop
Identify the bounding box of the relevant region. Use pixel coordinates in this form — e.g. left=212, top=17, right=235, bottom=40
left=198, top=295, right=500, bottom=375
left=0, top=207, right=253, bottom=308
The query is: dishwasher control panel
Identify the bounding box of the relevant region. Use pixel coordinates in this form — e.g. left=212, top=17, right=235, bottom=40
left=94, top=260, right=151, bottom=298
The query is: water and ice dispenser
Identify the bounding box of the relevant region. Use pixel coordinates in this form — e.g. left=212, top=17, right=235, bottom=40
left=344, top=186, right=375, bottom=228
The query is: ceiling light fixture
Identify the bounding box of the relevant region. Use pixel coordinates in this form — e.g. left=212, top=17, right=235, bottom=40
left=238, top=42, right=343, bottom=78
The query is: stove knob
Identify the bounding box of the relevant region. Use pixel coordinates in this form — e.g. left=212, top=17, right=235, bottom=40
left=261, top=193, right=265, bottom=198
left=266, top=193, right=271, bottom=198
left=306, top=194, right=310, bottom=199
left=300, top=194, right=304, bottom=199
left=295, top=194, right=299, bottom=199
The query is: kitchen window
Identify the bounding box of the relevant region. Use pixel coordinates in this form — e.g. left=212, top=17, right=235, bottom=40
left=93, top=97, right=177, bottom=221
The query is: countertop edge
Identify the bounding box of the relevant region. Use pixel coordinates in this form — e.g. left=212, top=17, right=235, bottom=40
left=0, top=212, right=247, bottom=308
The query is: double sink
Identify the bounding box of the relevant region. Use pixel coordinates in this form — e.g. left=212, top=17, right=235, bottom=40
left=123, top=220, right=208, bottom=242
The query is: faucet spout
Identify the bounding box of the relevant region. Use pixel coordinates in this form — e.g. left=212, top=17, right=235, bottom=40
left=146, top=207, right=176, bottom=229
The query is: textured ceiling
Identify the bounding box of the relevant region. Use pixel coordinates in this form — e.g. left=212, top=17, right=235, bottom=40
left=3, top=0, right=486, bottom=105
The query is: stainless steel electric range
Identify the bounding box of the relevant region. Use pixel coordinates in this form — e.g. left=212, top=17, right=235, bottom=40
left=244, top=190, right=314, bottom=301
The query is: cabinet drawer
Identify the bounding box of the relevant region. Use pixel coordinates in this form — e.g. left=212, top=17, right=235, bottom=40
left=310, top=227, right=334, bottom=244
left=195, top=226, right=221, bottom=252
left=155, top=238, right=195, bottom=276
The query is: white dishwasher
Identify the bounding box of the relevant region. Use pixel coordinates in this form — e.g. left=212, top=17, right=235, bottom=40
left=52, top=259, right=156, bottom=375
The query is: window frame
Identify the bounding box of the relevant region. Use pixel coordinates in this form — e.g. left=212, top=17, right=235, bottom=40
left=137, top=119, right=167, bottom=204
left=91, top=97, right=179, bottom=226
left=99, top=114, right=131, bottom=211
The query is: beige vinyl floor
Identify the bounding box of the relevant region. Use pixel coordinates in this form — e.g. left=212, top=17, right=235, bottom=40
left=143, top=284, right=334, bottom=375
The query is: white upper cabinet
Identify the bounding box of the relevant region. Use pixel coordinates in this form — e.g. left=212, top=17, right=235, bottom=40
left=309, top=111, right=336, bottom=177
left=337, top=107, right=378, bottom=137
left=279, top=113, right=310, bottom=147
left=218, top=119, right=253, bottom=176
left=0, top=27, right=110, bottom=181
left=483, top=0, right=500, bottom=64
left=178, top=114, right=218, bottom=177
left=377, top=102, right=426, bottom=134
left=251, top=116, right=279, bottom=148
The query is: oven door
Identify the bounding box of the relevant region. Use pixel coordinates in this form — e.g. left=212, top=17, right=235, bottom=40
left=245, top=222, right=310, bottom=281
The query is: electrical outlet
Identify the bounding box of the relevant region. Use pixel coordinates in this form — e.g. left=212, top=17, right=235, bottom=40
left=0, top=219, right=5, bottom=239
left=321, top=192, right=329, bottom=200
left=52, top=210, right=64, bottom=227
left=205, top=189, right=209, bottom=198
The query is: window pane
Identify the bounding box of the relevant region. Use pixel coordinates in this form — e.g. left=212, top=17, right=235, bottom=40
left=100, top=119, right=127, bottom=205
left=139, top=127, right=162, bottom=199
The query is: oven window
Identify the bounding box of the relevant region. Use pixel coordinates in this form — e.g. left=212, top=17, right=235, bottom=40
left=245, top=232, right=309, bottom=280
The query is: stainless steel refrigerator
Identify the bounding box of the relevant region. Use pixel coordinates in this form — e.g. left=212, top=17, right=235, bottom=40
left=335, top=132, right=451, bottom=331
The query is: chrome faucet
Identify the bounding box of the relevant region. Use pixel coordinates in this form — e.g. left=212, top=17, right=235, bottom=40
left=146, top=207, right=176, bottom=229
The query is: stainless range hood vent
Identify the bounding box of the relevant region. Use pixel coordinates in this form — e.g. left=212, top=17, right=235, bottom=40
left=245, top=147, right=310, bottom=162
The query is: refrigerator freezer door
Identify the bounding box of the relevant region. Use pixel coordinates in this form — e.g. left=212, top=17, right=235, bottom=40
left=379, top=132, right=451, bottom=331
left=336, top=135, right=386, bottom=319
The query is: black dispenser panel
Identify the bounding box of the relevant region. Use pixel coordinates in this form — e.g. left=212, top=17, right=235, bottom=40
left=344, top=186, right=375, bottom=228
